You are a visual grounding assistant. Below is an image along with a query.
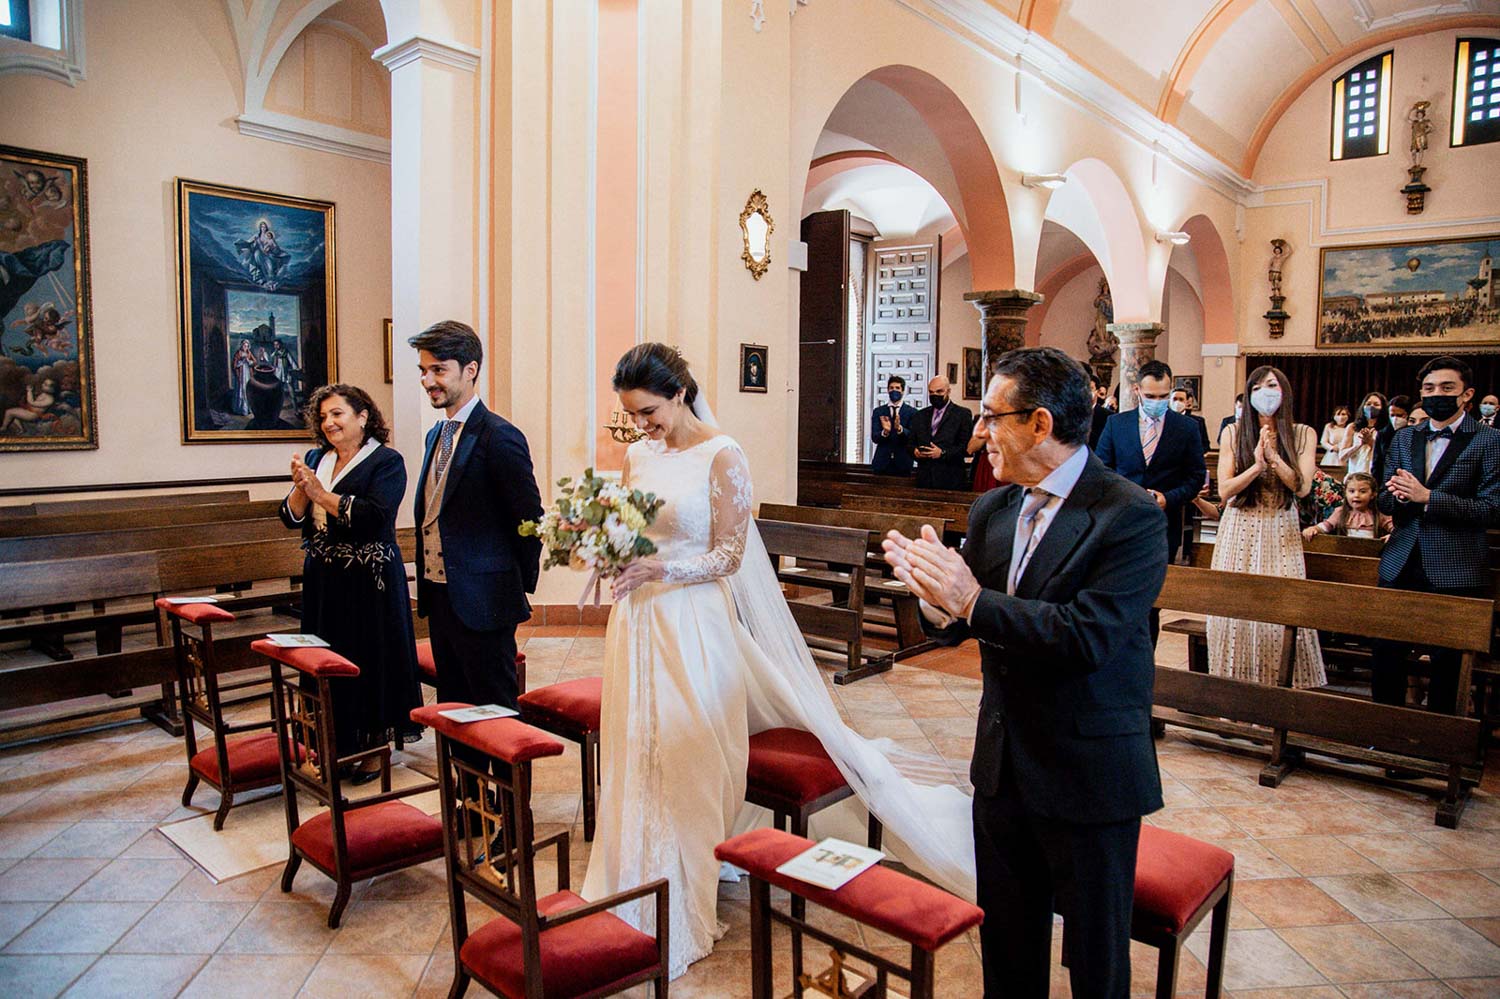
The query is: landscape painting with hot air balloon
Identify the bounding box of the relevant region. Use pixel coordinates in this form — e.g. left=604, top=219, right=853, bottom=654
left=1318, top=235, right=1500, bottom=348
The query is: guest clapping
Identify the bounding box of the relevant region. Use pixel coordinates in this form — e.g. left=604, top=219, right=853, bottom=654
left=281, top=384, right=421, bottom=783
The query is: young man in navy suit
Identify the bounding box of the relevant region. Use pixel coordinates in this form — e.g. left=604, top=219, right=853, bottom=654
left=409, top=321, right=543, bottom=712
left=885, top=347, right=1165, bottom=998
left=1376, top=356, right=1500, bottom=723
left=1096, top=360, right=1206, bottom=646
left=870, top=374, right=919, bottom=475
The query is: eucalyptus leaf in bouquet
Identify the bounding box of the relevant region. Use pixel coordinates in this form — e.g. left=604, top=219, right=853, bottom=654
left=519, top=468, right=667, bottom=604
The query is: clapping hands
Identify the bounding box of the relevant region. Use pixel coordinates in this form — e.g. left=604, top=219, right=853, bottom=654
left=290, top=454, right=325, bottom=502
left=881, top=525, right=981, bottom=619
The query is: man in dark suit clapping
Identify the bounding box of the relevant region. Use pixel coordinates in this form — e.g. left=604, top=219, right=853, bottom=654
left=1376, top=356, right=1500, bottom=723
left=909, top=374, right=972, bottom=490
left=884, top=347, right=1165, bottom=997
left=410, top=321, right=544, bottom=712
left=870, top=375, right=919, bottom=475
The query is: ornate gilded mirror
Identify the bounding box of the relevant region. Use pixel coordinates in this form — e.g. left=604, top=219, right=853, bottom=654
left=739, top=189, right=773, bottom=280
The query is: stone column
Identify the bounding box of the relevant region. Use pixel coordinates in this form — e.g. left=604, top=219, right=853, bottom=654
left=1108, top=322, right=1164, bottom=412
left=964, top=289, right=1045, bottom=385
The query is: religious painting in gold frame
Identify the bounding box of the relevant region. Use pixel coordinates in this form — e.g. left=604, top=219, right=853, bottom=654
left=175, top=179, right=337, bottom=442
left=0, top=145, right=97, bottom=452
left=740, top=343, right=768, bottom=393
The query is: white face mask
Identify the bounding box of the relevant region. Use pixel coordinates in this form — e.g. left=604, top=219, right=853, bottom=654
left=1251, top=386, right=1282, bottom=416
left=1390, top=416, right=1408, bottom=430
left=1169, top=400, right=1187, bottom=414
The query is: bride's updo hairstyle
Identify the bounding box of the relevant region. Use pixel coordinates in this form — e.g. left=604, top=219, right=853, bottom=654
left=612, top=342, right=699, bottom=408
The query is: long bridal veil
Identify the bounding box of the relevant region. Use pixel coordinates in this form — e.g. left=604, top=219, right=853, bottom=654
left=689, top=393, right=978, bottom=899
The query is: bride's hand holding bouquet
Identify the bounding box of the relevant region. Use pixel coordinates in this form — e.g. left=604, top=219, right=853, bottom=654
left=518, top=469, right=666, bottom=606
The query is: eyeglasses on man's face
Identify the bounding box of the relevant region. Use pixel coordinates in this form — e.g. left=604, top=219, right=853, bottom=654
left=977, top=407, right=1036, bottom=430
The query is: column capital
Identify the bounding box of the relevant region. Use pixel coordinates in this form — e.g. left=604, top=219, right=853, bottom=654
left=1106, top=321, right=1164, bottom=348
left=963, top=289, right=1045, bottom=309
left=965, top=289, right=1044, bottom=388
left=373, top=35, right=481, bottom=74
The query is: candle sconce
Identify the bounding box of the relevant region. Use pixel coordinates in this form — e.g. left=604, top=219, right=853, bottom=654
left=604, top=410, right=646, bottom=445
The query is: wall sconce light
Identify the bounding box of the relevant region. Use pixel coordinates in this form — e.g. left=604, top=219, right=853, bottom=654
left=1021, top=173, right=1068, bottom=189
left=1155, top=230, right=1191, bottom=246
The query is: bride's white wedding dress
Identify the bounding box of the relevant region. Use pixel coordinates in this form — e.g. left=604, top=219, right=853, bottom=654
left=581, top=431, right=974, bottom=979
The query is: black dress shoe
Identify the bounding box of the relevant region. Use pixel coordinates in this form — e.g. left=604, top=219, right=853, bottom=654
left=347, top=767, right=383, bottom=786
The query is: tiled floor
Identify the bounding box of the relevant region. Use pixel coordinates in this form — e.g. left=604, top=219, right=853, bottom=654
left=2, top=626, right=1500, bottom=997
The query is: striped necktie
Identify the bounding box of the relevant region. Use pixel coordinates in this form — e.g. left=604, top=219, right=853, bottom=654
left=1142, top=417, right=1161, bottom=465
left=1008, top=488, right=1054, bottom=595
left=433, top=420, right=458, bottom=482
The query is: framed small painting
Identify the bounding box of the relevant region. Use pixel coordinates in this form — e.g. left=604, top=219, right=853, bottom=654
left=383, top=318, right=393, bottom=384
left=1317, top=235, right=1500, bottom=348
left=946, top=362, right=958, bottom=384
left=962, top=347, right=982, bottom=400
left=1173, top=375, right=1201, bottom=402
left=739, top=343, right=767, bottom=393
left=0, top=145, right=97, bottom=451
left=176, top=179, right=337, bottom=442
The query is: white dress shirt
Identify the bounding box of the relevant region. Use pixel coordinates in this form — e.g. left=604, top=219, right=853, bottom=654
left=921, top=445, right=1091, bottom=625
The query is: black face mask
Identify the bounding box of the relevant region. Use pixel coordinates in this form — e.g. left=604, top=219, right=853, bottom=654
left=930, top=394, right=948, bottom=408
left=1422, top=394, right=1462, bottom=422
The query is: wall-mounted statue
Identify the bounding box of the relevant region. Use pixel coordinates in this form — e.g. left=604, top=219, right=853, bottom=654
left=1086, top=277, right=1116, bottom=365
left=1264, top=239, right=1291, bottom=338
left=1403, top=101, right=1433, bottom=214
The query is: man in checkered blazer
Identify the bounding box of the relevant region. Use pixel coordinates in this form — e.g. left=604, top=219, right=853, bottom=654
left=1375, top=356, right=1500, bottom=718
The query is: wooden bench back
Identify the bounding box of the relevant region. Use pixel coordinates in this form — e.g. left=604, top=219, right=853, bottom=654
left=757, top=503, right=938, bottom=550
left=0, top=553, right=162, bottom=612
left=1156, top=565, right=1492, bottom=653
left=1303, top=533, right=1386, bottom=559
left=839, top=494, right=971, bottom=534
left=756, top=519, right=868, bottom=643
left=0, top=518, right=289, bottom=565
left=796, top=460, right=978, bottom=508
left=0, top=489, right=252, bottom=519
left=0, top=500, right=284, bottom=538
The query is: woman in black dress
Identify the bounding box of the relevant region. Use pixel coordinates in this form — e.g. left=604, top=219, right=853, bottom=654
left=281, top=384, right=421, bottom=782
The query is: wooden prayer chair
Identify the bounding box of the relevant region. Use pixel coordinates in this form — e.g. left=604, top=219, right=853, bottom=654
left=715, top=827, right=982, bottom=999
left=413, top=702, right=669, bottom=999
left=516, top=676, right=602, bottom=840
left=1130, top=826, right=1234, bottom=999
left=257, top=638, right=444, bottom=928
left=161, top=599, right=284, bottom=830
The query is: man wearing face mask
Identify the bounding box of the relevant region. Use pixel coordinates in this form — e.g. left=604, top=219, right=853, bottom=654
left=1171, top=386, right=1212, bottom=454
left=870, top=375, right=919, bottom=475
left=1219, top=394, right=1244, bottom=446
left=1479, top=394, right=1499, bottom=428
left=1377, top=395, right=1413, bottom=482
left=910, top=374, right=974, bottom=490
left=1375, top=356, right=1500, bottom=724
left=883, top=347, right=1166, bottom=998
left=1096, top=360, right=1206, bottom=644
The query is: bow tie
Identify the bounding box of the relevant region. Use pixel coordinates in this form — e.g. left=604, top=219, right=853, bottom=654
left=1428, top=427, right=1454, bottom=440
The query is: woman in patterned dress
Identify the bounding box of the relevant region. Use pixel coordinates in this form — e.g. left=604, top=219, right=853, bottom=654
left=1208, top=366, right=1327, bottom=688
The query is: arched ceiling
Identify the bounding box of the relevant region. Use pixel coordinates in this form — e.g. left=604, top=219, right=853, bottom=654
left=995, top=0, right=1500, bottom=175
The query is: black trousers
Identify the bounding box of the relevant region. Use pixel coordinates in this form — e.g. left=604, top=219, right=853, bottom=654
left=1372, top=545, right=1484, bottom=715
left=425, top=582, right=520, bottom=710
left=973, top=759, right=1140, bottom=999
left=1148, top=515, right=1183, bottom=649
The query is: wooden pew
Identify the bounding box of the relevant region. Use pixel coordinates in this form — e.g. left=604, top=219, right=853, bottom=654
left=0, top=489, right=252, bottom=519
left=0, top=499, right=283, bottom=539
left=1152, top=565, right=1491, bottom=827
left=797, top=460, right=979, bottom=508
left=839, top=494, right=972, bottom=536
left=0, top=518, right=288, bottom=565
left=758, top=503, right=940, bottom=659
left=757, top=519, right=890, bottom=684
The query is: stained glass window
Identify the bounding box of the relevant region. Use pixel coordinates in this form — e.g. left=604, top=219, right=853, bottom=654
left=1453, top=39, right=1500, bottom=147
left=1331, top=52, right=1392, bottom=161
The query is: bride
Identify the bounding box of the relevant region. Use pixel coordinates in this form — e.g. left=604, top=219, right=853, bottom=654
left=580, top=343, right=975, bottom=979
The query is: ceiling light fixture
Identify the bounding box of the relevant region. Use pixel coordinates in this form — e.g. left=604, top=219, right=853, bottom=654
left=1155, top=230, right=1191, bottom=246
left=1020, top=173, right=1068, bottom=189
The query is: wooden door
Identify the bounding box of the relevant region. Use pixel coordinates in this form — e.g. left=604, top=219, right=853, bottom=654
left=865, top=239, right=939, bottom=423
left=798, top=210, right=850, bottom=462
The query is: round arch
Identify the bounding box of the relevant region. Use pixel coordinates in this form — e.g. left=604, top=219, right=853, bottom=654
left=1042, top=158, right=1150, bottom=322
left=1176, top=214, right=1235, bottom=345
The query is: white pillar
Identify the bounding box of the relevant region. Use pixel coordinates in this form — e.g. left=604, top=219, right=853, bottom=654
left=373, top=35, right=482, bottom=524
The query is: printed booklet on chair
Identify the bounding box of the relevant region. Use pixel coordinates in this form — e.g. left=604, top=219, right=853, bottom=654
left=264, top=633, right=331, bottom=648
left=437, top=704, right=520, bottom=723
left=775, top=838, right=884, bottom=891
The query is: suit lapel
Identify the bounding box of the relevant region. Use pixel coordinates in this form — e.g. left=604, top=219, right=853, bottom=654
left=438, top=400, right=487, bottom=509
left=415, top=423, right=439, bottom=524
left=978, top=488, right=1022, bottom=586
left=1016, top=458, right=1102, bottom=599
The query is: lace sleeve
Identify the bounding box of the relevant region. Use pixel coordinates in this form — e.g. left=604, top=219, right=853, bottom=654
left=661, top=443, right=753, bottom=584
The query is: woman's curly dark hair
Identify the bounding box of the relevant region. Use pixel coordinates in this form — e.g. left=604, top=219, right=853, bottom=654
left=302, top=383, right=390, bottom=448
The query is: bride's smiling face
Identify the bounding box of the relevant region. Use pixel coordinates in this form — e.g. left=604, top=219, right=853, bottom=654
left=618, top=388, right=685, bottom=441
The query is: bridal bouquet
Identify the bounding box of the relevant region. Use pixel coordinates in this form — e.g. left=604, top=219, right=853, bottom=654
left=519, top=469, right=666, bottom=605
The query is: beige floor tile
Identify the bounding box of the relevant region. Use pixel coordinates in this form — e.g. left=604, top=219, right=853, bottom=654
left=178, top=953, right=319, bottom=999
left=219, top=899, right=338, bottom=955
left=1234, top=879, right=1358, bottom=927
left=166, top=865, right=278, bottom=903
left=1275, top=923, right=1430, bottom=983
left=60, top=952, right=204, bottom=998
left=0, top=857, right=108, bottom=902
left=0, top=953, right=95, bottom=998
left=1341, top=832, right=1469, bottom=873
left=1448, top=979, right=1500, bottom=999
left=296, top=952, right=428, bottom=998
left=326, top=899, right=447, bottom=955
left=1183, top=927, right=1328, bottom=991
left=0, top=900, right=51, bottom=949
left=110, top=900, right=254, bottom=954
left=1260, top=836, right=1382, bottom=877
left=30, top=822, right=154, bottom=860
left=3, top=900, right=151, bottom=954
left=1337, top=983, right=1458, bottom=998
left=1374, top=920, right=1500, bottom=979
left=1398, top=870, right=1500, bottom=919
left=1419, top=830, right=1500, bottom=869
left=1309, top=874, right=1449, bottom=923
left=67, top=856, right=191, bottom=903
left=0, top=821, right=69, bottom=858
left=1230, top=987, right=1345, bottom=998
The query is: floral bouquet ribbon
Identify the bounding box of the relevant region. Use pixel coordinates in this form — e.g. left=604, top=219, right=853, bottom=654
left=519, top=469, right=666, bottom=608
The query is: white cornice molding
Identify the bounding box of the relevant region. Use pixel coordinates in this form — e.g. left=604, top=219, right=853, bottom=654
left=1348, top=1, right=1478, bottom=32
left=0, top=0, right=86, bottom=87
left=1249, top=177, right=1500, bottom=244
left=905, top=0, right=1258, bottom=201
left=1202, top=343, right=1240, bottom=357
left=236, top=110, right=391, bottom=164
left=372, top=36, right=481, bottom=74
